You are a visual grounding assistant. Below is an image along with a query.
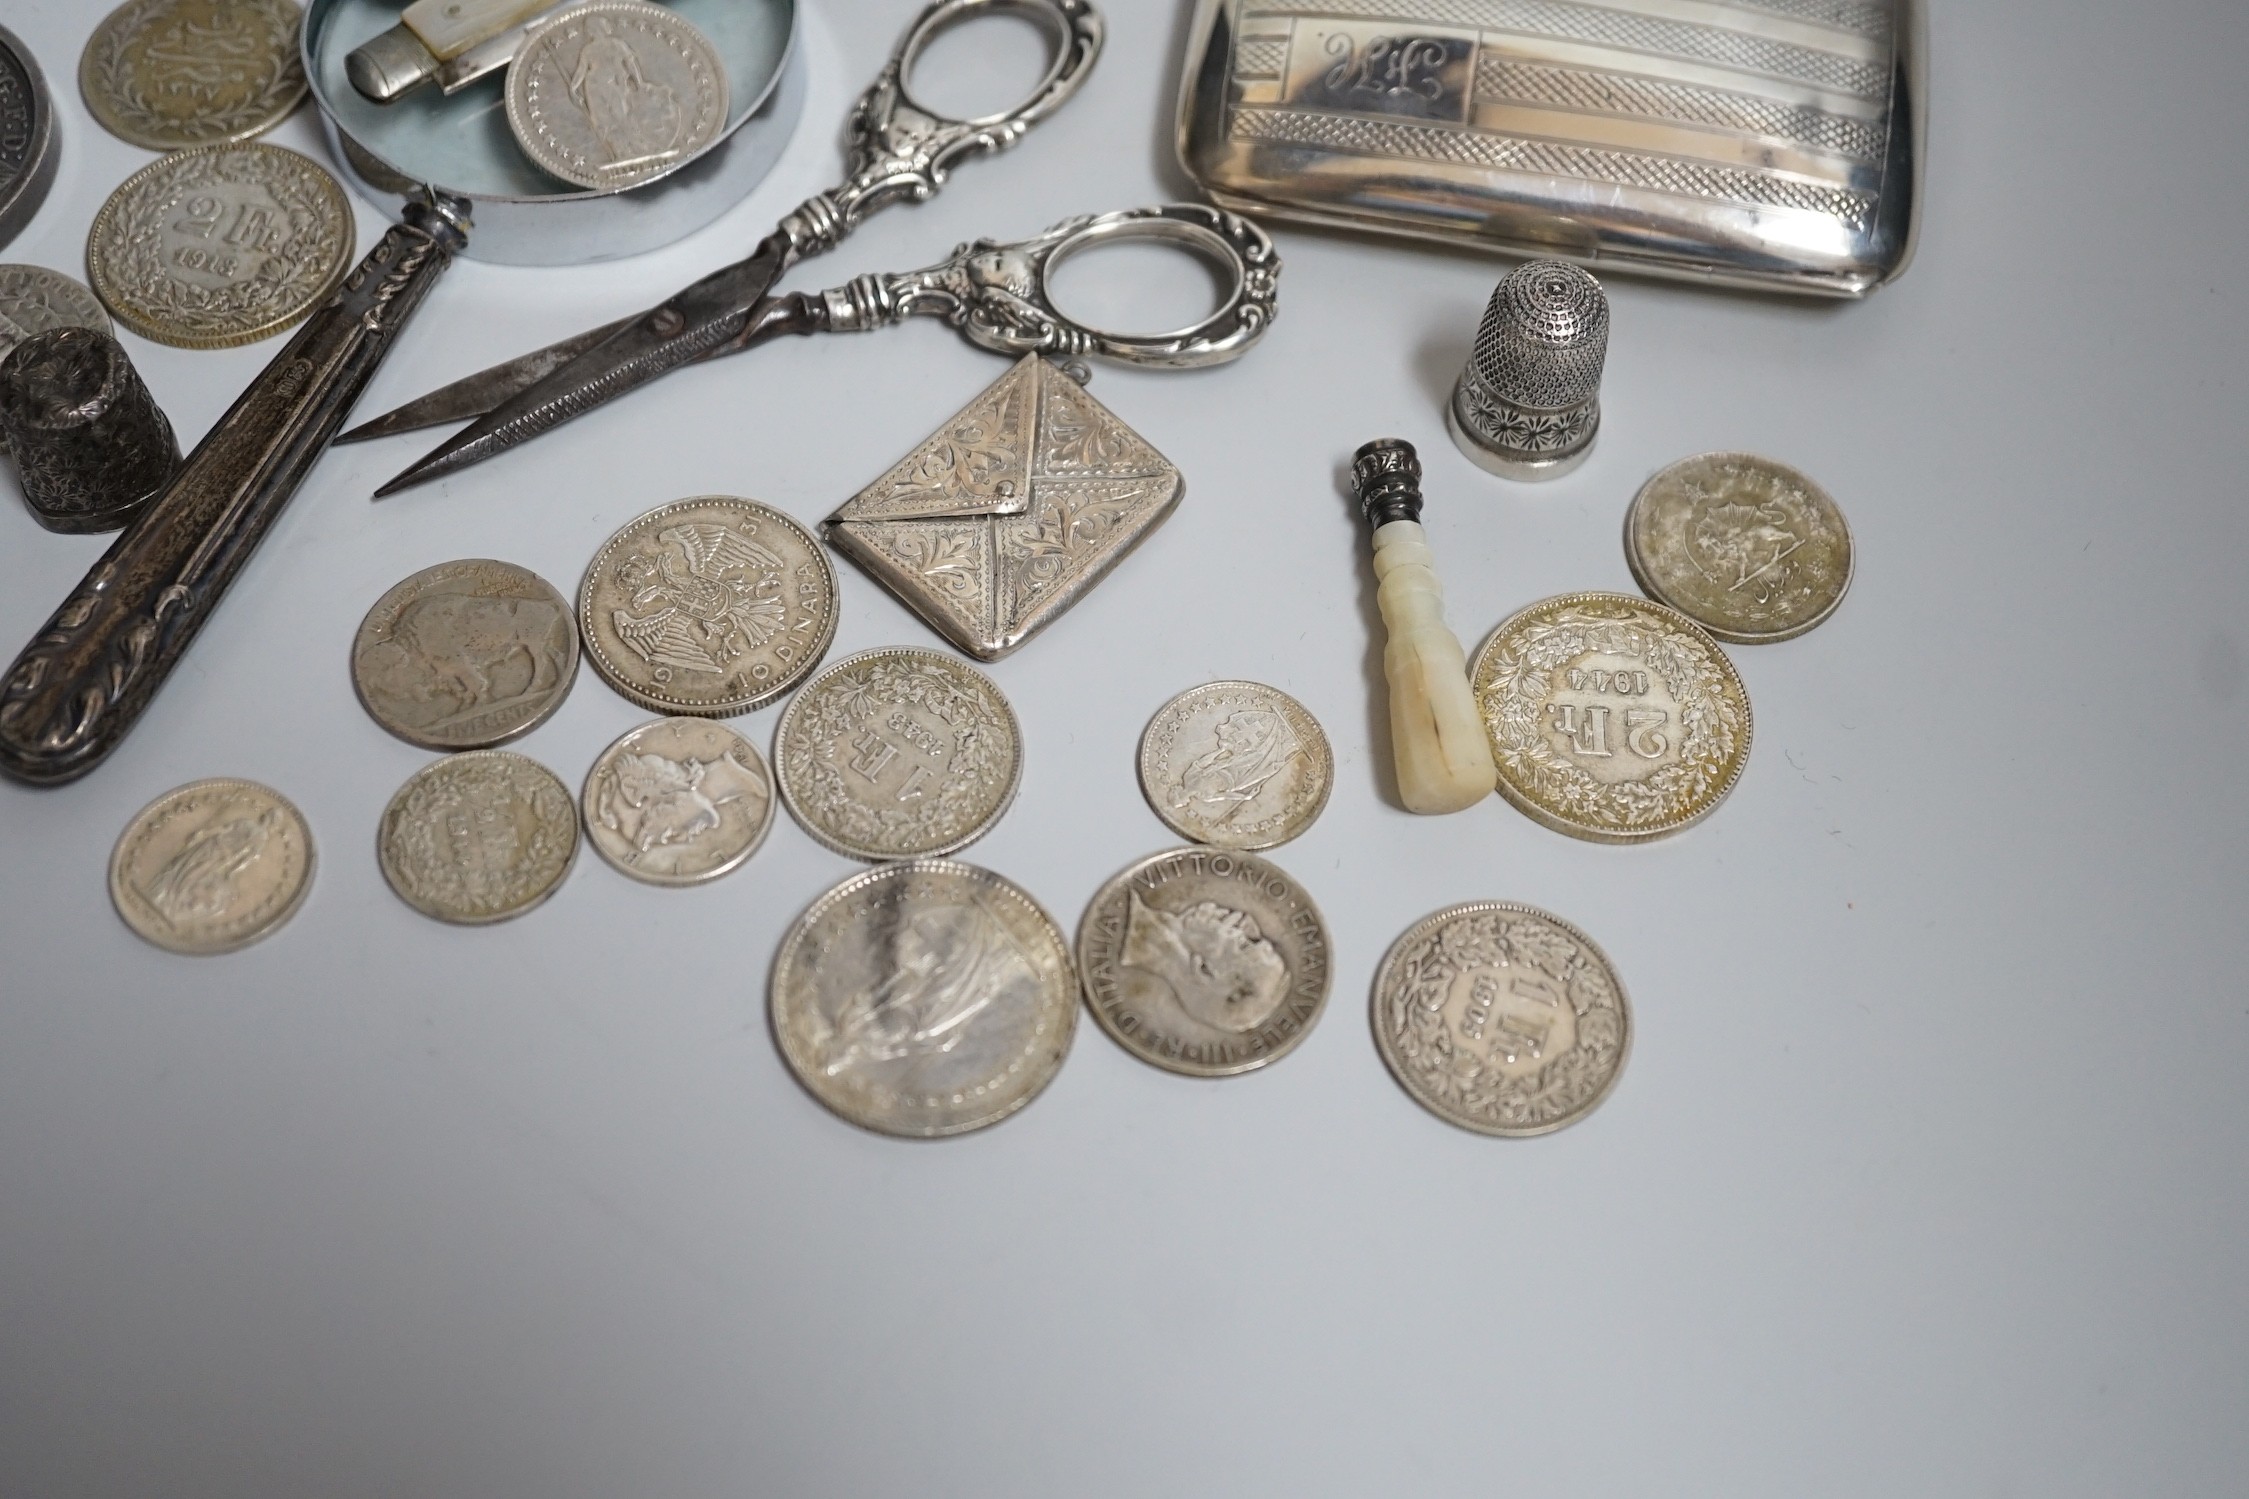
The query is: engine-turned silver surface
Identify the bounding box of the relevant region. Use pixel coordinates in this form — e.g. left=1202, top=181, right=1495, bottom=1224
left=1447, top=259, right=1609, bottom=481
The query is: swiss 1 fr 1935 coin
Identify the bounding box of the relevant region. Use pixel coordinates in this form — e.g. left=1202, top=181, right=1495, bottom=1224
left=109, top=778, right=314, bottom=954
left=771, top=859, right=1078, bottom=1138
left=79, top=0, right=308, bottom=150
left=377, top=751, right=579, bottom=924
left=1372, top=902, right=1631, bottom=1136
left=85, top=143, right=353, bottom=350
left=0, top=266, right=111, bottom=364
left=582, top=717, right=774, bottom=885
left=1471, top=591, right=1752, bottom=843
left=352, top=559, right=579, bottom=751
left=505, top=1, right=729, bottom=192
left=578, top=496, right=837, bottom=717
left=1077, top=847, right=1332, bottom=1077
left=774, top=647, right=1022, bottom=862
left=1138, top=681, right=1332, bottom=851
left=1624, top=452, right=1855, bottom=644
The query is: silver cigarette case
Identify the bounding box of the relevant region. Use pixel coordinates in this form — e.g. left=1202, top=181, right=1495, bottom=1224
left=1177, top=0, right=1922, bottom=297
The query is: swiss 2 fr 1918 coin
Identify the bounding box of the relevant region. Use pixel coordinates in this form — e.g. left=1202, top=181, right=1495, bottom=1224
left=79, top=0, right=307, bottom=150
left=1138, top=681, right=1332, bottom=851
left=582, top=717, right=774, bottom=885
left=109, top=778, right=314, bottom=954
left=1624, top=452, right=1855, bottom=644
left=377, top=751, right=579, bottom=924
left=771, top=859, right=1077, bottom=1137
left=505, top=1, right=729, bottom=192
left=774, top=647, right=1022, bottom=862
left=85, top=143, right=352, bottom=350
left=1471, top=591, right=1752, bottom=843
left=578, top=496, right=837, bottom=717
left=1076, top=846, right=1332, bottom=1077
left=352, top=559, right=579, bottom=751
left=0, top=265, right=111, bottom=363
left=1372, top=902, right=1631, bottom=1136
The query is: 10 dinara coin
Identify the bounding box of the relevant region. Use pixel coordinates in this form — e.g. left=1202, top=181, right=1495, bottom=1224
left=1625, top=452, right=1854, bottom=644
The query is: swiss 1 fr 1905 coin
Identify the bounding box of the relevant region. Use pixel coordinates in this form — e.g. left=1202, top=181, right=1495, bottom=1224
left=578, top=496, right=837, bottom=717
left=582, top=717, right=774, bottom=885
left=1372, top=902, right=1631, bottom=1136
left=1471, top=591, right=1751, bottom=843
left=85, top=143, right=353, bottom=350
left=109, top=778, right=314, bottom=954
left=1138, top=681, right=1332, bottom=851
left=0, top=265, right=111, bottom=363
left=79, top=0, right=307, bottom=150
left=377, top=751, right=579, bottom=924
left=1624, top=452, right=1855, bottom=644
left=352, top=559, right=578, bottom=751
left=1077, top=847, right=1333, bottom=1077
left=774, top=647, right=1022, bottom=862
left=506, top=2, right=729, bottom=192
left=771, top=859, right=1078, bottom=1138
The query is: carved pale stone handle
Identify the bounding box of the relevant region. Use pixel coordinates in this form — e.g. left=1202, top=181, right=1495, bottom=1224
left=1372, top=520, right=1495, bottom=813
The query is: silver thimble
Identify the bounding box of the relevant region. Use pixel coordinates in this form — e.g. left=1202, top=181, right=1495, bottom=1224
left=1446, top=259, right=1608, bottom=481
left=0, top=326, right=179, bottom=533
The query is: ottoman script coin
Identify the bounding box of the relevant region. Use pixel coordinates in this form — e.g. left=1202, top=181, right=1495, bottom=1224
left=774, top=647, right=1022, bottom=862
left=0, top=266, right=111, bottom=364
left=79, top=0, right=307, bottom=150
left=578, top=496, right=837, bottom=716
left=1138, top=681, right=1332, bottom=851
left=86, top=143, right=353, bottom=350
left=352, top=559, right=579, bottom=751
left=1471, top=591, right=1751, bottom=843
left=506, top=2, right=729, bottom=192
left=1625, top=452, right=1854, bottom=644
left=1076, top=846, right=1332, bottom=1077
left=582, top=717, right=774, bottom=885
left=771, top=859, right=1077, bottom=1138
left=109, top=778, right=314, bottom=954
left=1372, top=902, right=1631, bottom=1136
left=377, top=751, right=579, bottom=924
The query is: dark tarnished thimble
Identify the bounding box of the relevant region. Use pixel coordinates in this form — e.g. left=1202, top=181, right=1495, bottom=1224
left=0, top=326, right=179, bottom=533
left=1447, top=259, right=1608, bottom=481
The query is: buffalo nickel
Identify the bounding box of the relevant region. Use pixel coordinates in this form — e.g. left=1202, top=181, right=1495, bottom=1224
left=583, top=717, right=773, bottom=885
left=377, top=751, right=578, bottom=924
left=0, top=265, right=111, bottom=364
left=506, top=2, right=729, bottom=192
left=80, top=0, right=307, bottom=150
left=1625, top=452, right=1854, bottom=644
left=1138, top=681, right=1331, bottom=850
left=109, top=778, right=314, bottom=954
left=352, top=559, right=578, bottom=751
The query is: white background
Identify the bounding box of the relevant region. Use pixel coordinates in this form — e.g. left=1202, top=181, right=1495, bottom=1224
left=2, top=1, right=2245, bottom=1494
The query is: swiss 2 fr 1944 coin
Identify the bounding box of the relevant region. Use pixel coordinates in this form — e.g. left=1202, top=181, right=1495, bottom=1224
left=578, top=496, right=837, bottom=717
left=79, top=0, right=307, bottom=150
left=1471, top=591, right=1752, bottom=843
left=1076, top=847, right=1332, bottom=1077
left=1624, top=452, right=1855, bottom=644
left=377, top=751, right=579, bottom=924
left=1372, top=902, right=1631, bottom=1136
left=774, top=647, right=1022, bottom=862
left=109, top=778, right=314, bottom=954
left=85, top=143, right=352, bottom=350
left=505, top=1, right=729, bottom=192
left=1137, top=681, right=1332, bottom=851
left=582, top=717, right=774, bottom=886
left=0, top=265, right=111, bottom=363
left=352, top=559, right=579, bottom=751
left=771, top=859, right=1078, bottom=1138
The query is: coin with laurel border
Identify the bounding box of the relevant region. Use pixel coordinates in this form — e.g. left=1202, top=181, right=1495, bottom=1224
left=79, top=0, right=307, bottom=150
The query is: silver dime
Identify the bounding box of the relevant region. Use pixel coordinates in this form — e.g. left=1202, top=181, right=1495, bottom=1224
left=578, top=496, right=837, bottom=717
left=505, top=1, right=729, bottom=192
left=79, top=0, right=307, bottom=150
left=0, top=265, right=111, bottom=364
left=774, top=647, right=1022, bottom=862
left=1372, top=902, right=1631, bottom=1137
left=771, top=859, right=1077, bottom=1137
left=377, top=750, right=578, bottom=924
left=582, top=717, right=774, bottom=886
left=109, top=778, right=314, bottom=954
left=1076, top=846, right=1332, bottom=1077
left=1625, top=452, right=1855, bottom=644
left=352, top=559, right=578, bottom=751
left=1138, top=681, right=1331, bottom=851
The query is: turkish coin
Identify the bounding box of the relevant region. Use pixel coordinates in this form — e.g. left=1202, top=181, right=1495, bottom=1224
left=771, top=859, right=1077, bottom=1138
left=583, top=717, right=774, bottom=885
left=1471, top=591, right=1752, bottom=843
left=377, top=751, right=578, bottom=924
left=352, top=559, right=578, bottom=751
left=1372, top=902, right=1631, bottom=1136
left=578, top=495, right=837, bottom=717
left=0, top=265, right=111, bottom=364
left=109, top=778, right=314, bottom=954
left=1625, top=452, right=1855, bottom=644
left=1077, top=846, right=1332, bottom=1077
left=1138, top=681, right=1332, bottom=851
left=80, top=0, right=308, bottom=150
left=506, top=2, right=729, bottom=192
left=774, top=647, right=1022, bottom=862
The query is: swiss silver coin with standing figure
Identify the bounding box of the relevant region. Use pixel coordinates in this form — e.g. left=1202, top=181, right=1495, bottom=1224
left=1138, top=681, right=1331, bottom=851
left=377, top=751, right=579, bottom=924
left=582, top=717, right=774, bottom=886
left=352, top=559, right=578, bottom=751
left=109, top=778, right=314, bottom=954
left=505, top=1, right=729, bottom=192
left=1625, top=452, right=1855, bottom=644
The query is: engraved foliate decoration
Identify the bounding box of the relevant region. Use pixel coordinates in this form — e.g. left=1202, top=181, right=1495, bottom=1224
left=109, top=778, right=314, bottom=954
left=80, top=0, right=307, bottom=150
left=1138, top=681, right=1333, bottom=851
left=505, top=1, right=729, bottom=192
left=377, top=751, right=579, bottom=924
left=581, top=717, right=774, bottom=886
left=1625, top=452, right=1854, bottom=644
left=0, top=266, right=112, bottom=365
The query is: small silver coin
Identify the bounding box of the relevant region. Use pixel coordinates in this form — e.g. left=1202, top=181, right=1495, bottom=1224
left=771, top=859, right=1078, bottom=1138
left=79, top=0, right=307, bottom=151
left=0, top=265, right=111, bottom=364
left=582, top=717, right=774, bottom=886
left=109, top=778, right=314, bottom=954
left=1624, top=452, right=1855, bottom=644
left=1138, top=681, right=1332, bottom=851
left=1076, top=846, right=1332, bottom=1077
left=505, top=1, right=729, bottom=192
left=377, top=751, right=579, bottom=925
left=774, top=647, right=1023, bottom=862
left=1372, top=902, right=1632, bottom=1137
left=352, top=559, right=579, bottom=751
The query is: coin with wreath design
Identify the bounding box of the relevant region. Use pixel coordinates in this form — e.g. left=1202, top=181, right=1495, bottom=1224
left=79, top=0, right=307, bottom=150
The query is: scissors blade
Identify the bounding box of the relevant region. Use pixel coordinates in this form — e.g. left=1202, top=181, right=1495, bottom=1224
left=335, top=317, right=631, bottom=443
